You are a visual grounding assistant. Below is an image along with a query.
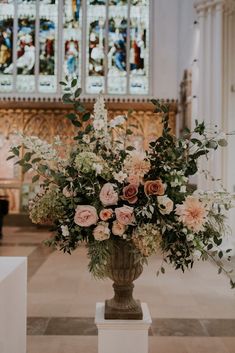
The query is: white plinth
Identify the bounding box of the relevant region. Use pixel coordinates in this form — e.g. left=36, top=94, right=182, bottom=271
left=0, top=257, right=27, bottom=353
left=95, top=302, right=152, bottom=353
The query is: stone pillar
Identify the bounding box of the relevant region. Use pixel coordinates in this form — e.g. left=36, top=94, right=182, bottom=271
left=0, top=257, right=27, bottom=353
left=95, top=302, right=152, bottom=353
left=194, top=0, right=225, bottom=189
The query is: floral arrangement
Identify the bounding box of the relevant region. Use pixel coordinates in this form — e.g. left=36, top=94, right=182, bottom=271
left=8, top=78, right=235, bottom=287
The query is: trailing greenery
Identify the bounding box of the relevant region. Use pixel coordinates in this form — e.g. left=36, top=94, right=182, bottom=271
left=8, top=79, right=235, bottom=287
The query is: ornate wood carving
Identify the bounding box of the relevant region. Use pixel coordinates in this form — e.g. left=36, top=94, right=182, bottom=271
left=0, top=101, right=177, bottom=213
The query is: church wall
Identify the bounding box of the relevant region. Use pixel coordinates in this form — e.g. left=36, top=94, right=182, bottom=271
left=152, top=0, right=180, bottom=99
left=177, top=0, right=196, bottom=88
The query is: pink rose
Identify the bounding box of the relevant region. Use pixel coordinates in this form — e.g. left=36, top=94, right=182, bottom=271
left=121, top=184, right=138, bottom=204
left=63, top=186, right=76, bottom=198
left=115, top=205, right=135, bottom=225
left=74, top=205, right=98, bottom=227
left=127, top=175, right=140, bottom=186
left=93, top=222, right=110, bottom=241
left=100, top=208, right=113, bottom=221
left=99, top=183, right=118, bottom=206
left=112, top=220, right=126, bottom=236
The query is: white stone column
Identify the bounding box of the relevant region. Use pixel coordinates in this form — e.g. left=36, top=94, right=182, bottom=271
left=197, top=4, right=206, bottom=123
left=0, top=257, right=27, bottom=353
left=222, top=2, right=235, bottom=254
left=194, top=0, right=225, bottom=189
left=95, top=302, right=152, bottom=353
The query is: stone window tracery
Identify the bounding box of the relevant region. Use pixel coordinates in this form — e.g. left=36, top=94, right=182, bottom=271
left=0, top=0, right=150, bottom=99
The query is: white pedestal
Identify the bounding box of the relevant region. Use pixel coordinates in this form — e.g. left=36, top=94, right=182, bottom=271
left=95, top=302, right=152, bottom=353
left=0, top=257, right=27, bottom=353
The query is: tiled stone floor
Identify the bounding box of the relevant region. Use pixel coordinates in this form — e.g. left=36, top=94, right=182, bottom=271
left=1, top=226, right=235, bottom=353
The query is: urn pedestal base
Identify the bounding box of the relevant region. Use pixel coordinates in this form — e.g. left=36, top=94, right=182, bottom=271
left=105, top=298, right=142, bottom=320
left=95, top=302, right=152, bottom=353
left=104, top=283, right=143, bottom=319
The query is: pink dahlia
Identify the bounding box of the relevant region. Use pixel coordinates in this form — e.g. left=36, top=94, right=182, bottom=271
left=175, top=196, right=208, bottom=233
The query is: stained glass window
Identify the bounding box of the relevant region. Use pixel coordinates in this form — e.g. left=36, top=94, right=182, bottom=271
left=63, top=0, right=82, bottom=84
left=107, top=0, right=128, bottom=94
left=16, top=0, right=36, bottom=92
left=0, top=1, right=14, bottom=92
left=0, top=0, right=150, bottom=97
left=129, top=0, right=149, bottom=94
left=86, top=0, right=106, bottom=94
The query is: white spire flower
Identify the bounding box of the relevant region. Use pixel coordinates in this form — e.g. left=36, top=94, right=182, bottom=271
left=93, top=95, right=108, bottom=137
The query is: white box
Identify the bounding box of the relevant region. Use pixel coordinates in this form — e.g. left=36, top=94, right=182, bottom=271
left=0, top=257, right=27, bottom=353
left=95, top=302, right=152, bottom=353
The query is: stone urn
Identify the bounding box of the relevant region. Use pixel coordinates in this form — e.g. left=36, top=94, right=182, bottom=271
left=105, top=240, right=143, bottom=320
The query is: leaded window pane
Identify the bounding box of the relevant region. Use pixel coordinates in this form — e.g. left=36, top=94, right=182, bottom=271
left=63, top=0, right=82, bottom=84
left=86, top=0, right=106, bottom=94
left=107, top=0, right=128, bottom=94
left=16, top=0, right=36, bottom=92
left=0, top=1, right=14, bottom=92
left=129, top=0, right=149, bottom=94
left=0, top=0, right=150, bottom=97
left=38, top=0, right=58, bottom=93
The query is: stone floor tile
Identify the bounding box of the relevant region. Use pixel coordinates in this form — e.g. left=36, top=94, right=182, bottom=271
left=200, top=319, right=235, bottom=337
left=151, top=318, right=208, bottom=336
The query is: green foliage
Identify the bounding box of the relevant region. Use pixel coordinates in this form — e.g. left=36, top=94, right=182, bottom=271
left=87, top=240, right=113, bottom=279
left=7, top=80, right=233, bottom=287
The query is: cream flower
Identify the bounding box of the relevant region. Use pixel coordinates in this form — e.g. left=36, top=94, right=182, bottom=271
left=175, top=196, right=208, bottom=233
left=157, top=195, right=174, bottom=215
left=113, top=171, right=128, bottom=183
left=61, top=225, right=69, bottom=237
left=93, top=222, right=110, bottom=241
left=124, top=151, right=150, bottom=178
left=112, top=220, right=126, bottom=236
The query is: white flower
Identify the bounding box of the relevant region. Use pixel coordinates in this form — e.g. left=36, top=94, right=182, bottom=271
left=193, top=250, right=202, bottom=260
left=157, top=195, right=174, bottom=215
left=113, top=171, right=128, bottom=183
left=109, top=115, right=126, bottom=128
left=61, top=225, right=69, bottom=237
left=186, top=233, right=194, bottom=241
left=180, top=185, right=187, bottom=193
left=93, top=119, right=105, bottom=131
left=93, top=163, right=103, bottom=175
left=82, top=135, right=90, bottom=144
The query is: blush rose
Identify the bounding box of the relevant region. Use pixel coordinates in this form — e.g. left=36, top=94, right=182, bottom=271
left=115, top=205, right=135, bottom=225
left=99, top=208, right=113, bottom=221
left=74, top=205, right=98, bottom=227
left=99, top=183, right=118, bottom=206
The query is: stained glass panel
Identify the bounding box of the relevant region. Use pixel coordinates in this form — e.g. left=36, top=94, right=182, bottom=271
left=16, top=1, right=36, bottom=92
left=107, top=0, right=127, bottom=94
left=63, top=0, right=82, bottom=83
left=38, top=0, right=58, bottom=93
left=129, top=0, right=149, bottom=94
left=86, top=0, right=106, bottom=94
left=0, top=2, right=14, bottom=92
